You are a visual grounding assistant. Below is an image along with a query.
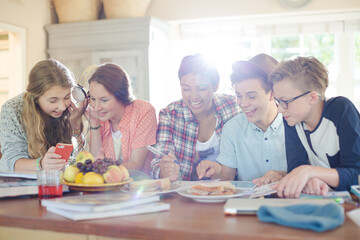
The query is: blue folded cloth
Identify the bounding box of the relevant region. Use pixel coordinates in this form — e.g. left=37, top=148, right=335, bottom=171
left=257, top=203, right=344, bottom=232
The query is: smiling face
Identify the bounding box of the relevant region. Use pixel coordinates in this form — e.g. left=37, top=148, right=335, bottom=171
left=89, top=81, right=125, bottom=124
left=234, top=78, right=277, bottom=130
left=272, top=78, right=313, bottom=126
left=180, top=73, right=218, bottom=117
left=37, top=85, right=71, bottom=118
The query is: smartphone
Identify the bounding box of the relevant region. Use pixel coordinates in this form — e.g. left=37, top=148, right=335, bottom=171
left=54, top=143, right=73, bottom=161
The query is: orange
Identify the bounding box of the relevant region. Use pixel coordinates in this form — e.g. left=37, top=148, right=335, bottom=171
left=82, top=172, right=104, bottom=185
left=74, top=172, right=84, bottom=184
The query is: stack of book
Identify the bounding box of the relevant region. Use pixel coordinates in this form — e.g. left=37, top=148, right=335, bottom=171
left=0, top=171, right=68, bottom=198
left=0, top=171, right=38, bottom=198
left=41, top=192, right=170, bottom=221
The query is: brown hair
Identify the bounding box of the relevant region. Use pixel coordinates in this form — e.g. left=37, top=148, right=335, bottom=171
left=231, top=69, right=271, bottom=93
left=22, top=59, right=78, bottom=158
left=231, top=53, right=278, bottom=93
left=178, top=54, right=220, bottom=87
left=88, top=63, right=134, bottom=106
left=269, top=56, right=328, bottom=98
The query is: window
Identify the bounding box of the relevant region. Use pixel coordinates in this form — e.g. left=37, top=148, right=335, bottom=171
left=0, top=31, right=9, bottom=108
left=354, top=32, right=360, bottom=108
left=172, top=11, right=360, bottom=109
left=271, top=33, right=336, bottom=99
left=0, top=22, right=26, bottom=110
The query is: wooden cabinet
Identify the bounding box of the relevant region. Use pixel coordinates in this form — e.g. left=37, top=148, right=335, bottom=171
left=45, top=16, right=169, bottom=104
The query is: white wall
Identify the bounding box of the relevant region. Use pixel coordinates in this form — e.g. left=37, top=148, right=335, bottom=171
left=0, top=0, right=52, bottom=74
left=1, top=0, right=359, bottom=73
left=147, top=0, right=360, bottom=21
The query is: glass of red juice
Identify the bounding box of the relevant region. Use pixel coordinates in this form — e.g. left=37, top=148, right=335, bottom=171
left=37, top=170, right=63, bottom=200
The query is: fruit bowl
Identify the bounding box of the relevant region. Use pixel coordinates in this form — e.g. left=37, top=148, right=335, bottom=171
left=62, top=178, right=133, bottom=192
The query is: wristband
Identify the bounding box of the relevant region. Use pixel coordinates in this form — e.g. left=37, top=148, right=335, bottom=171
left=36, top=157, right=42, bottom=171
left=90, top=125, right=101, bottom=130
left=178, top=169, right=182, bottom=181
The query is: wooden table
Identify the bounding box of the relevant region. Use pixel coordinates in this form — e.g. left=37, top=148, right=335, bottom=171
left=0, top=193, right=359, bottom=240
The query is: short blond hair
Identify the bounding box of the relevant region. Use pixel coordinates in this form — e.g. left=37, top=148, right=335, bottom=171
left=269, top=56, right=328, bottom=98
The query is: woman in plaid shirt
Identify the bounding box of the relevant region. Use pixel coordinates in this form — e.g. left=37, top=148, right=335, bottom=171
left=150, top=54, right=240, bottom=181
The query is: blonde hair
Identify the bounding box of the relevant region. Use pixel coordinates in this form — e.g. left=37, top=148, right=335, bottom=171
left=269, top=56, right=328, bottom=99
left=22, top=59, right=79, bottom=158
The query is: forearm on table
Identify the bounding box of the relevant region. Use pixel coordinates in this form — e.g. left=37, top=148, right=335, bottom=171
left=122, top=161, right=143, bottom=171
left=220, top=165, right=236, bottom=181
left=123, top=148, right=148, bottom=171
left=14, top=158, right=37, bottom=171
left=306, top=166, right=339, bottom=188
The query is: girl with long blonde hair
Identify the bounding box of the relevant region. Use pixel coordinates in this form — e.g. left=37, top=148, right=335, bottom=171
left=0, top=59, right=84, bottom=171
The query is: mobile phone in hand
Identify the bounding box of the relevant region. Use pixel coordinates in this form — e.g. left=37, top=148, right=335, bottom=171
left=54, top=143, right=73, bottom=161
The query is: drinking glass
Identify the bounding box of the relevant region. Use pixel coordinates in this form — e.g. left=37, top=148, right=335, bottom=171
left=36, top=170, right=63, bottom=200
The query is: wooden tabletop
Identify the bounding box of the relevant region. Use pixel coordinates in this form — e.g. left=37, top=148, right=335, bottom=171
left=0, top=193, right=359, bottom=240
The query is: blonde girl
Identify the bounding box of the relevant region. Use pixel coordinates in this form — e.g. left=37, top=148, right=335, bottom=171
left=0, top=59, right=84, bottom=171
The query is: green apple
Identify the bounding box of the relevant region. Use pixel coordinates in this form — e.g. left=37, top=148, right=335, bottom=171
left=63, top=165, right=80, bottom=183
left=75, top=151, right=94, bottom=164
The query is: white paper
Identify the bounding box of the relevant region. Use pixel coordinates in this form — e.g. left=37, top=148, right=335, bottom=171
left=347, top=208, right=360, bottom=227
left=0, top=171, right=37, bottom=179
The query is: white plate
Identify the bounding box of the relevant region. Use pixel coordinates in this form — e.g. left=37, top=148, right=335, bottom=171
left=122, top=183, right=181, bottom=195
left=177, top=188, right=250, bottom=203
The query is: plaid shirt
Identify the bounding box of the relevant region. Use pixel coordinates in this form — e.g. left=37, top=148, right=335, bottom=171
left=150, top=94, right=240, bottom=180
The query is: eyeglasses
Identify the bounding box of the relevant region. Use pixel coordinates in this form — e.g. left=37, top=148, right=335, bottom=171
left=274, top=91, right=311, bottom=109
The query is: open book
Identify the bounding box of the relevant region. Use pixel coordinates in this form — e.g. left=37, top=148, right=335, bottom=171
left=250, top=182, right=353, bottom=199
left=41, top=192, right=160, bottom=212
left=250, top=181, right=278, bottom=198
left=46, top=202, right=170, bottom=221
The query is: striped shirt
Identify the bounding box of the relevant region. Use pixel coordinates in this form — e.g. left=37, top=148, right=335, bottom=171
left=150, top=94, right=240, bottom=180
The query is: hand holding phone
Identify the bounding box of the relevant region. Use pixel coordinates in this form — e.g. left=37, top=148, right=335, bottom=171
left=54, top=143, right=73, bottom=161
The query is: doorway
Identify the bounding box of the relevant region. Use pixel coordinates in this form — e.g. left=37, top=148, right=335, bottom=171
left=0, top=22, right=26, bottom=109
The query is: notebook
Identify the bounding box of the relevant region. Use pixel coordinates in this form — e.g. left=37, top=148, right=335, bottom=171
left=41, top=192, right=159, bottom=212
left=351, top=185, right=360, bottom=198
left=46, top=202, right=170, bottom=221
left=224, top=198, right=335, bottom=215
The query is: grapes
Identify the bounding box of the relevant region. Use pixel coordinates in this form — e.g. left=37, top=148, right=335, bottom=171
left=92, top=162, right=98, bottom=169
left=76, top=157, right=121, bottom=174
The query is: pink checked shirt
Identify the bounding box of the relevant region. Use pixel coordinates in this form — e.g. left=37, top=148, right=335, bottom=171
left=97, top=100, right=157, bottom=163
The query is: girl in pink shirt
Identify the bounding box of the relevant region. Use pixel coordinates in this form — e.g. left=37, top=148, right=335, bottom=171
left=86, top=63, right=157, bottom=172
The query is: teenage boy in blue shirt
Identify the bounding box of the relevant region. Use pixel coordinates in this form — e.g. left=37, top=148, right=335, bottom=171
left=197, top=53, right=287, bottom=185
left=270, top=56, right=360, bottom=198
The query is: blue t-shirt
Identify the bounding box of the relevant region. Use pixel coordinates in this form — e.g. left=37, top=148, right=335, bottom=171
left=285, top=96, right=360, bottom=191
left=217, top=112, right=287, bottom=181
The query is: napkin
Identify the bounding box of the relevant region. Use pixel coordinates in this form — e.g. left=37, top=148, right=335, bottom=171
left=257, top=203, right=344, bottom=232
left=347, top=208, right=360, bottom=227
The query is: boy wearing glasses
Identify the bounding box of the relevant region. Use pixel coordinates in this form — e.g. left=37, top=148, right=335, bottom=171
left=197, top=54, right=287, bottom=185
left=270, top=56, right=360, bottom=198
